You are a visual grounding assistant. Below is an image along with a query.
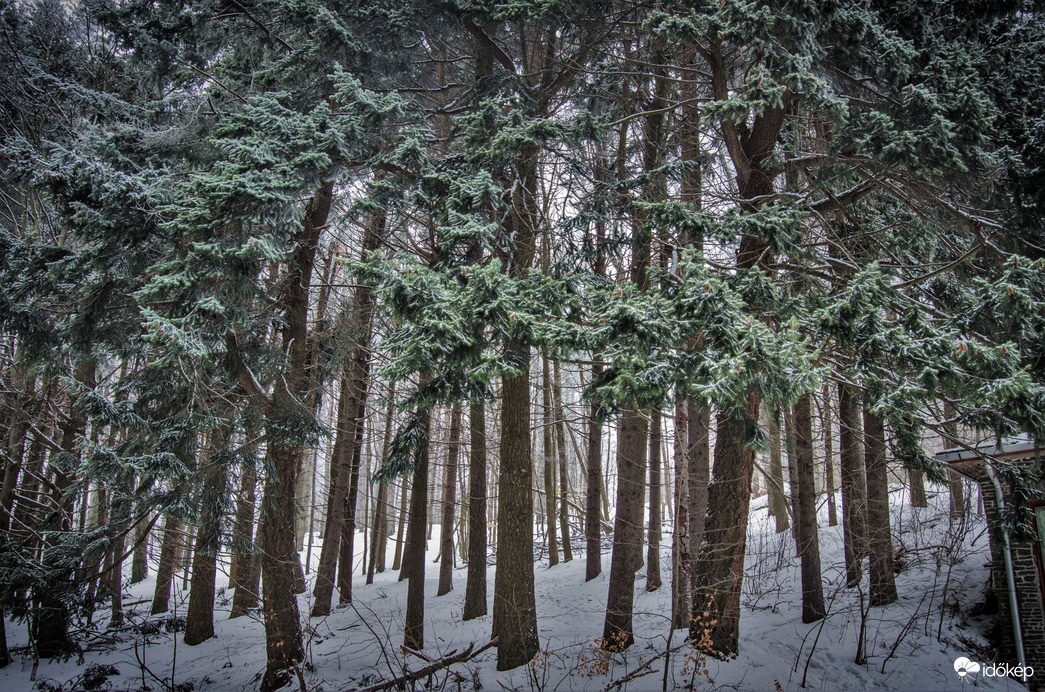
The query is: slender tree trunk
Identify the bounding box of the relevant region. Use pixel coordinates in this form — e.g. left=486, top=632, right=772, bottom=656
left=312, top=380, right=363, bottom=614
left=35, top=359, right=94, bottom=657
left=542, top=356, right=558, bottom=566
left=131, top=511, right=150, bottom=584
left=585, top=362, right=604, bottom=582
left=602, top=404, right=649, bottom=651
left=437, top=403, right=462, bottom=595
left=793, top=394, right=826, bottom=622
left=687, top=399, right=710, bottom=594
left=838, top=382, right=867, bottom=588
left=943, top=401, right=965, bottom=520
left=229, top=454, right=258, bottom=592
left=393, top=477, right=409, bottom=574
left=646, top=408, right=662, bottom=591
left=185, top=429, right=231, bottom=645
left=367, top=382, right=396, bottom=584
left=553, top=360, right=572, bottom=563
left=863, top=409, right=897, bottom=606
left=151, top=517, right=182, bottom=615
left=338, top=399, right=368, bottom=604
left=257, top=181, right=332, bottom=691
left=463, top=401, right=488, bottom=620
left=672, top=396, right=690, bottom=629
left=0, top=344, right=35, bottom=664
left=402, top=399, right=432, bottom=650
left=784, top=409, right=801, bottom=546
left=768, top=414, right=789, bottom=533
left=230, top=518, right=262, bottom=619
left=908, top=467, right=927, bottom=508
left=822, top=384, right=838, bottom=527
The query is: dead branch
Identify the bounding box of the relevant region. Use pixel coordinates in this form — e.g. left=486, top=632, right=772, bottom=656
left=344, top=637, right=498, bottom=692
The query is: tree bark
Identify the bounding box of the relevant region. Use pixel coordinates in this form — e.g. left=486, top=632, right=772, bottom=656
left=768, top=414, right=790, bottom=533
left=943, top=401, right=965, bottom=520
left=437, top=403, right=463, bottom=595
left=402, top=400, right=432, bottom=650
left=130, top=510, right=150, bottom=585
left=585, top=369, right=604, bottom=584
left=35, top=359, right=94, bottom=657
left=185, top=429, right=231, bottom=645
left=822, top=384, right=838, bottom=527
left=646, top=408, right=662, bottom=591
left=393, top=477, right=409, bottom=575
left=367, top=382, right=396, bottom=584
left=838, top=381, right=867, bottom=588
left=463, top=401, right=488, bottom=620
left=690, top=396, right=760, bottom=656
left=338, top=398, right=368, bottom=604
left=793, top=394, right=826, bottom=622
left=151, top=517, right=182, bottom=615
left=257, top=181, right=332, bottom=691
left=553, top=360, right=572, bottom=563
left=863, top=409, right=897, bottom=606
left=687, top=399, right=710, bottom=596
left=671, top=396, right=690, bottom=629
left=542, top=356, right=558, bottom=566
left=602, top=404, right=648, bottom=651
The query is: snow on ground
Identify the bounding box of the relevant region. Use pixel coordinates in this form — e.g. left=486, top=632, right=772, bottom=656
left=1, top=483, right=1032, bottom=692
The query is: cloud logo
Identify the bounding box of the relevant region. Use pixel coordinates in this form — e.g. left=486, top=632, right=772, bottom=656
left=954, top=657, right=981, bottom=677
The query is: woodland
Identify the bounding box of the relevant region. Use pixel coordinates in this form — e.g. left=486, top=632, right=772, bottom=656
left=1, top=0, right=1045, bottom=690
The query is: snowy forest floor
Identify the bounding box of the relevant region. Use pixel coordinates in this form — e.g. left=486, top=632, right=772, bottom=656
left=1, top=484, right=1032, bottom=692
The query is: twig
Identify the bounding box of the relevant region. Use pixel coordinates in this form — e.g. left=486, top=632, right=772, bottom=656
left=344, top=638, right=498, bottom=692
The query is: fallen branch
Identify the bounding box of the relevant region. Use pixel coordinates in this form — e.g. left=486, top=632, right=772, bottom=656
left=603, top=639, right=693, bottom=692
left=345, top=637, right=498, bottom=692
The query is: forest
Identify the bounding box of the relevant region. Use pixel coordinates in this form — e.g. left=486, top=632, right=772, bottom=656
left=2, top=0, right=1045, bottom=690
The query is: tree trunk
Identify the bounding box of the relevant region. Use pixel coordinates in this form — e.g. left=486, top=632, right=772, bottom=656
left=793, top=394, right=826, bottom=622
left=943, top=401, right=965, bottom=520
left=863, top=409, right=897, bottom=606
left=784, top=409, right=801, bottom=546
left=367, top=382, right=396, bottom=584
left=35, top=359, right=94, bottom=658
left=553, top=360, right=572, bottom=563
left=493, top=355, right=539, bottom=669
left=229, top=451, right=258, bottom=592
left=838, top=381, right=867, bottom=588
left=402, top=401, right=432, bottom=650
left=185, top=430, right=230, bottom=645
left=393, top=477, right=409, bottom=574
left=690, top=396, right=760, bottom=657
left=908, top=466, right=928, bottom=508
left=313, top=381, right=361, bottom=614
left=585, top=361, right=604, bottom=582
left=687, top=399, right=710, bottom=596
left=151, top=517, right=182, bottom=615
left=131, top=511, right=150, bottom=585
left=463, top=401, right=488, bottom=620
left=257, top=181, right=332, bottom=691
left=602, top=405, right=648, bottom=651
left=338, top=398, right=368, bottom=604
left=672, top=396, right=690, bottom=629
left=822, top=384, right=838, bottom=527
left=768, top=414, right=790, bottom=533
left=542, top=356, right=558, bottom=566
left=646, top=408, right=662, bottom=591
left=230, top=518, right=262, bottom=619
left=437, top=403, right=462, bottom=595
